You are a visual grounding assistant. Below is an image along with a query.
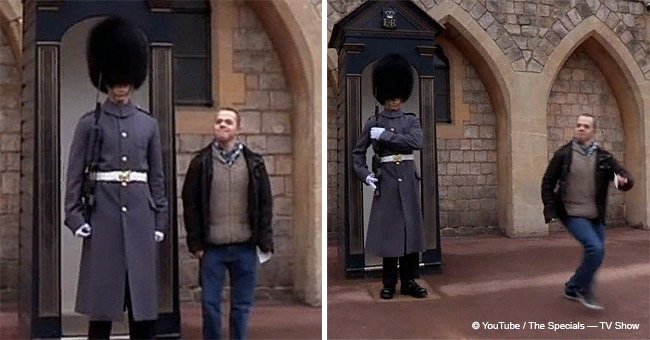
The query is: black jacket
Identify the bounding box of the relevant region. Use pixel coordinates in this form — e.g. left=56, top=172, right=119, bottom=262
left=181, top=144, right=273, bottom=253
left=541, top=141, right=633, bottom=224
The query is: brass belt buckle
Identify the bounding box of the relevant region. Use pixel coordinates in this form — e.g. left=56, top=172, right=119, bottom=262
left=394, top=154, right=402, bottom=162
left=118, top=170, right=132, bottom=183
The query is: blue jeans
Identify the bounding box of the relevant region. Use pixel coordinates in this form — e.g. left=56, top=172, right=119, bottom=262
left=563, top=217, right=605, bottom=294
left=201, top=244, right=258, bottom=340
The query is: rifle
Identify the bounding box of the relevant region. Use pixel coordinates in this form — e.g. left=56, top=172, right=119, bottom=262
left=371, top=90, right=381, bottom=197
left=81, top=74, right=104, bottom=220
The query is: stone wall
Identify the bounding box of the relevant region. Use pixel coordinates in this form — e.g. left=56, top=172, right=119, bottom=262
left=438, top=58, right=499, bottom=236
left=0, top=27, right=21, bottom=303
left=547, top=46, right=626, bottom=227
left=18, top=0, right=35, bottom=325
left=176, top=2, right=295, bottom=302
left=413, top=0, right=649, bottom=77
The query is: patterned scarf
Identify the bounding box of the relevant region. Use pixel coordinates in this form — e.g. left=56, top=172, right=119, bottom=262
left=212, top=141, right=244, bottom=166
left=573, top=139, right=598, bottom=157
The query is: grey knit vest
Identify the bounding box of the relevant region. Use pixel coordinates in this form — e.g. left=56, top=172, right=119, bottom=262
left=207, top=155, right=252, bottom=245
left=563, top=144, right=598, bottom=219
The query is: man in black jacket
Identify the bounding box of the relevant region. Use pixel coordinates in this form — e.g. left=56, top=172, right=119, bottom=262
left=182, top=107, right=273, bottom=339
left=541, top=113, right=633, bottom=310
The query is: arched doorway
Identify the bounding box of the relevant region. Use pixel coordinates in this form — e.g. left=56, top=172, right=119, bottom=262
left=541, top=17, right=649, bottom=228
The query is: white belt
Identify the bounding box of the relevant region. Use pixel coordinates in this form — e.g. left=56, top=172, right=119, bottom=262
left=380, top=154, right=414, bottom=163
left=90, top=171, right=148, bottom=182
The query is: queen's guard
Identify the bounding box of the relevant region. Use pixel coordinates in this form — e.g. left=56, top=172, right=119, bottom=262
left=352, top=54, right=427, bottom=300
left=64, top=17, right=168, bottom=339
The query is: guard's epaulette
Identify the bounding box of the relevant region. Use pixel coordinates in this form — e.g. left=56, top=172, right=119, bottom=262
left=405, top=112, right=416, bottom=116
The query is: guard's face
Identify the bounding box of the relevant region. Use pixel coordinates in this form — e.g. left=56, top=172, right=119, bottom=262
left=385, top=98, right=402, bottom=111
left=214, top=110, right=239, bottom=143
left=574, top=115, right=595, bottom=143
left=108, top=84, right=133, bottom=104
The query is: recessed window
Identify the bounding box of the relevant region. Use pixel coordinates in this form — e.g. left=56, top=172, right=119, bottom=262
left=172, top=0, right=211, bottom=106
left=433, top=47, right=450, bottom=123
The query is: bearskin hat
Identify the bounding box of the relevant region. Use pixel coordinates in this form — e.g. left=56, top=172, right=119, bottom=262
left=87, top=17, right=148, bottom=93
left=372, top=53, right=414, bottom=104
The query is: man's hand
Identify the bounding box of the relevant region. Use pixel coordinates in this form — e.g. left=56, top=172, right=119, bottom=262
left=192, top=250, right=204, bottom=259
left=75, top=223, right=92, bottom=238
left=365, top=173, right=378, bottom=190
left=154, top=231, right=164, bottom=242
left=370, top=127, right=385, bottom=140
left=614, top=173, right=631, bottom=190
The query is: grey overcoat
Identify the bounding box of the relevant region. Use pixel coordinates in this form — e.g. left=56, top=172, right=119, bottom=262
left=64, top=99, right=168, bottom=321
left=352, top=109, right=425, bottom=257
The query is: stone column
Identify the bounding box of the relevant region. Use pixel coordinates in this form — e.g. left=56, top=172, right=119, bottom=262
left=506, top=72, right=551, bottom=237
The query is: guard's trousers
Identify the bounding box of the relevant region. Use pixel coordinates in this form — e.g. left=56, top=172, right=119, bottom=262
left=382, top=252, right=420, bottom=288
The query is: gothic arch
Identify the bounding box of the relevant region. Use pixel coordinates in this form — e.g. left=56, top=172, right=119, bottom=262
left=244, top=0, right=322, bottom=306
left=541, top=16, right=649, bottom=227
left=0, top=0, right=21, bottom=68
left=426, top=0, right=516, bottom=231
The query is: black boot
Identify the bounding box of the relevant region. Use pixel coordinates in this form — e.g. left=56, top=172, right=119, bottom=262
left=401, top=280, right=427, bottom=298
left=380, top=286, right=395, bottom=299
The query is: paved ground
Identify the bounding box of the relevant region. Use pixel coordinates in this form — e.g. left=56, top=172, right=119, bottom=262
left=328, top=227, right=650, bottom=339
left=0, top=301, right=321, bottom=339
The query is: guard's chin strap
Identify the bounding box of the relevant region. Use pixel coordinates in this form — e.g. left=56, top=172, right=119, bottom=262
left=95, top=73, right=103, bottom=104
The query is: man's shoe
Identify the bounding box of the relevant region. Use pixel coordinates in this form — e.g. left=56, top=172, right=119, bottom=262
left=380, top=286, right=395, bottom=299
left=400, top=280, right=427, bottom=298
left=564, top=288, right=579, bottom=301
left=575, top=291, right=604, bottom=310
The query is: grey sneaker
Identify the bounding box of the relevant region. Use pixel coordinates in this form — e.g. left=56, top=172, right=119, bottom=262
left=575, top=291, right=604, bottom=310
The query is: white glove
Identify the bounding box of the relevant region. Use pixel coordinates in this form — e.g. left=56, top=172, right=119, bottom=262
left=365, top=173, right=378, bottom=190
left=75, top=223, right=92, bottom=238
left=370, top=127, right=385, bottom=140
left=155, top=231, right=165, bottom=242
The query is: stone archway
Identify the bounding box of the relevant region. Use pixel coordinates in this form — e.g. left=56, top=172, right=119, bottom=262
left=177, top=0, right=320, bottom=306
left=245, top=0, right=322, bottom=306
left=0, top=0, right=21, bottom=63
left=541, top=17, right=650, bottom=228
left=425, top=1, right=516, bottom=235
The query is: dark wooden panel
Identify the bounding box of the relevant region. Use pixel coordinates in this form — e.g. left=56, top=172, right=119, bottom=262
left=345, top=75, right=363, bottom=256
left=36, top=43, right=60, bottom=319
left=419, top=76, right=438, bottom=250
left=150, top=45, right=177, bottom=315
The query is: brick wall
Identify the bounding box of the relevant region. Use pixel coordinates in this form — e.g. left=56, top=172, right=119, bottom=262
left=547, top=46, right=626, bottom=227
left=438, top=59, right=499, bottom=236
left=176, top=2, right=295, bottom=302
left=411, top=0, right=649, bottom=77
left=18, top=0, right=35, bottom=325
left=0, top=27, right=21, bottom=303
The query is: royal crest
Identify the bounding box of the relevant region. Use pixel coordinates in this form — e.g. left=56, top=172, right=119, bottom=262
left=382, top=8, right=397, bottom=29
